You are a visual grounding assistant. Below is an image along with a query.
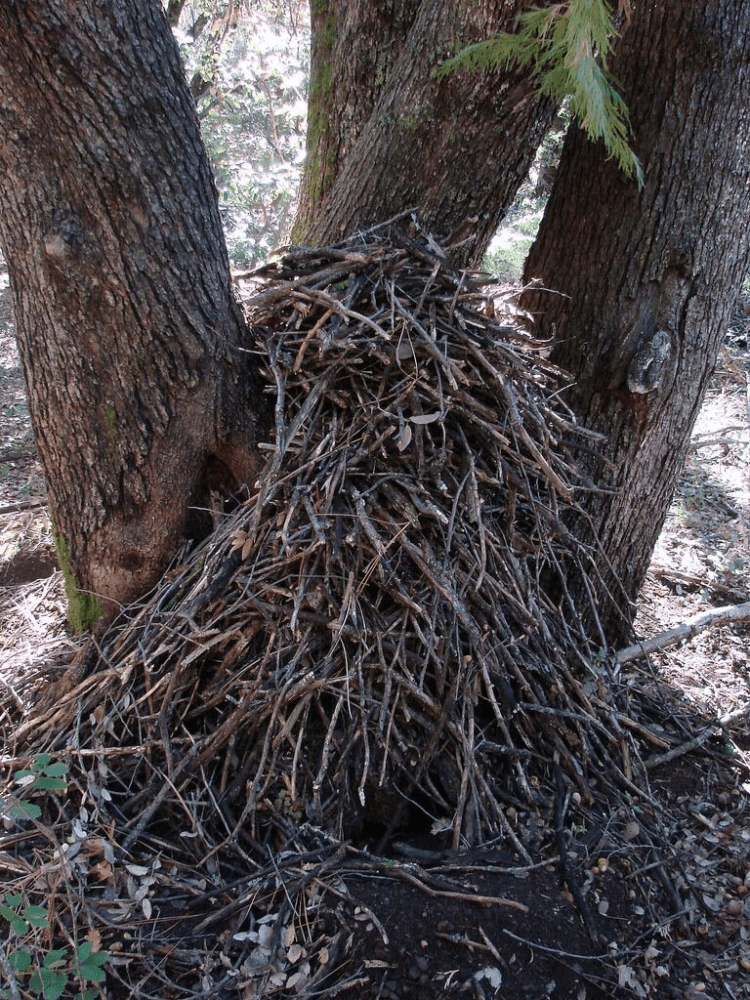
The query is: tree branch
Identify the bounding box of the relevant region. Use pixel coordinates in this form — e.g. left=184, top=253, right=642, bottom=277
left=616, top=601, right=750, bottom=664
left=0, top=498, right=47, bottom=516
left=643, top=701, right=750, bottom=770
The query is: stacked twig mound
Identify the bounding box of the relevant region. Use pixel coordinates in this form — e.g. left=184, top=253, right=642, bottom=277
left=19, top=223, right=630, bottom=856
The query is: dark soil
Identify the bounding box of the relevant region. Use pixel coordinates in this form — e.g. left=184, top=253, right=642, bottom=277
left=342, top=863, right=632, bottom=999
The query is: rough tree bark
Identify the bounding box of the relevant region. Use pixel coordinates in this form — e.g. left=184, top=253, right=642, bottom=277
left=166, top=0, right=187, bottom=27
left=0, top=0, right=267, bottom=623
left=294, top=0, right=421, bottom=236
left=294, top=0, right=558, bottom=265
left=522, top=0, right=750, bottom=643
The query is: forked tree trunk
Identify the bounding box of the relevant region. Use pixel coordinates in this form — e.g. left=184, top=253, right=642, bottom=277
left=295, top=0, right=558, bottom=265
left=0, top=0, right=267, bottom=623
left=293, top=0, right=422, bottom=234
left=522, top=0, right=750, bottom=643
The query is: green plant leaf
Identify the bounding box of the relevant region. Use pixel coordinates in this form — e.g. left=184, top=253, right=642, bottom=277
left=41, top=763, right=68, bottom=779
left=28, top=970, right=43, bottom=996
left=42, top=948, right=68, bottom=969
left=4, top=892, right=23, bottom=908
left=30, top=966, right=68, bottom=1000
left=22, top=904, right=49, bottom=929
left=7, top=801, right=42, bottom=820
left=10, top=915, right=29, bottom=935
left=434, top=0, right=642, bottom=184
left=79, top=964, right=107, bottom=984
left=76, top=943, right=109, bottom=982
left=75, top=942, right=93, bottom=963
left=8, top=947, right=32, bottom=973
left=33, top=777, right=68, bottom=792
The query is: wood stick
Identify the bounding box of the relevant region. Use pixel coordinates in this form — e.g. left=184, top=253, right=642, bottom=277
left=616, top=601, right=750, bottom=663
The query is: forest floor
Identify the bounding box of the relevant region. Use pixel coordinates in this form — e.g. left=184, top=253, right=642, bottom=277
left=1, top=257, right=749, bottom=1000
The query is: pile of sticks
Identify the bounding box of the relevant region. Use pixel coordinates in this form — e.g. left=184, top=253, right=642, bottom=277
left=18, top=221, right=633, bottom=857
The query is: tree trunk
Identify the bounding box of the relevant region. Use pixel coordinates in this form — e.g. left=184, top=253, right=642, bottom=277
left=295, top=0, right=558, bottom=265
left=294, top=0, right=421, bottom=239
left=166, top=0, right=187, bottom=27
left=0, top=0, right=267, bottom=623
left=521, top=0, right=750, bottom=643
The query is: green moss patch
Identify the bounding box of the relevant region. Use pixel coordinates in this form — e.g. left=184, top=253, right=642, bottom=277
left=53, top=526, right=103, bottom=634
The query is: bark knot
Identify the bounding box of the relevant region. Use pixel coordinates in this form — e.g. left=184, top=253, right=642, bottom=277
left=627, top=329, right=672, bottom=394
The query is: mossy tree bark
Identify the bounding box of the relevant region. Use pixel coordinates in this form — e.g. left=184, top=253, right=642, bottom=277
left=0, top=0, right=268, bottom=620
left=294, top=0, right=422, bottom=234
left=294, top=0, right=558, bottom=265
left=521, top=0, right=750, bottom=643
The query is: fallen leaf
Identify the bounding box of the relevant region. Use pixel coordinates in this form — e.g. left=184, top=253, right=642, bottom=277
left=617, top=965, right=647, bottom=997
left=287, top=964, right=311, bottom=991
left=409, top=411, right=441, bottom=424
left=125, top=863, right=150, bottom=876
left=287, top=944, right=305, bottom=964
left=258, top=924, right=274, bottom=948
left=86, top=929, right=103, bottom=952
left=230, top=529, right=254, bottom=559
left=474, top=966, right=503, bottom=990
left=396, top=424, right=412, bottom=451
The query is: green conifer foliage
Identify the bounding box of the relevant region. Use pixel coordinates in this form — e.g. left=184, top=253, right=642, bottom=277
left=435, top=0, right=642, bottom=184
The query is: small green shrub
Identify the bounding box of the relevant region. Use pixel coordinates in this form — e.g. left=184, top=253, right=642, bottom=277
left=0, top=755, right=109, bottom=1000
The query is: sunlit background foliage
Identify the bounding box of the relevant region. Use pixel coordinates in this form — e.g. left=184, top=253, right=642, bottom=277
left=171, top=1, right=310, bottom=267
left=167, top=0, right=572, bottom=277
